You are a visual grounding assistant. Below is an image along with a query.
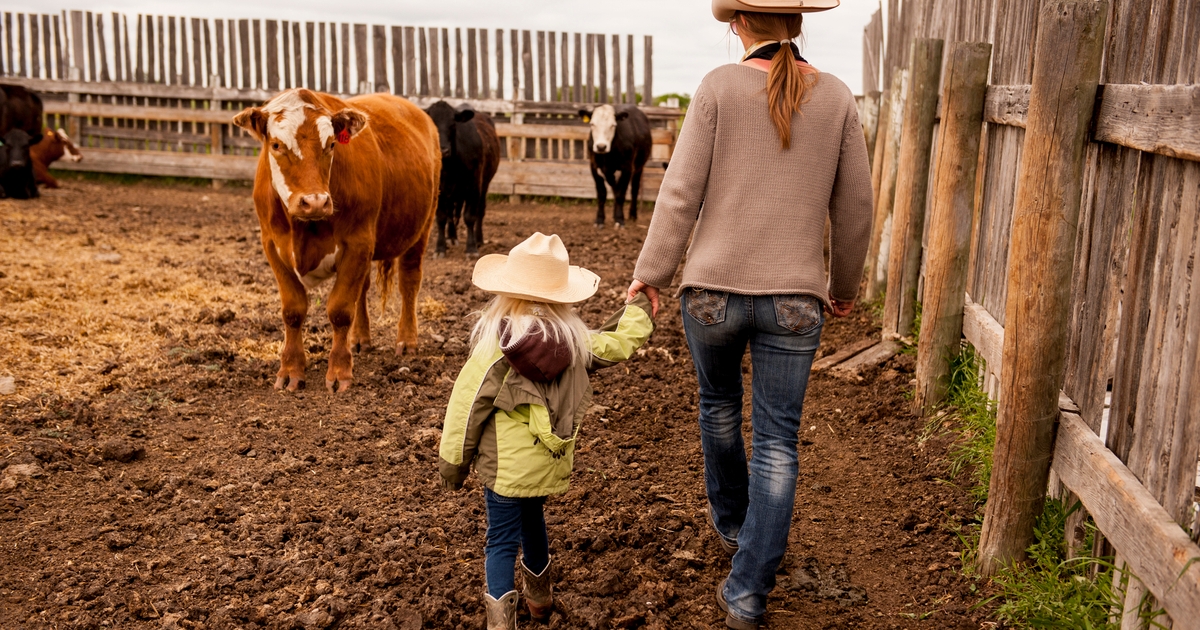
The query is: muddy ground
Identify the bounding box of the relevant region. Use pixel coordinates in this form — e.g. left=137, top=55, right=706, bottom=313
left=0, top=177, right=992, bottom=629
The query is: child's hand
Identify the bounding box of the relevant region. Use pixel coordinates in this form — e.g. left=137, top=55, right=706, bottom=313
left=626, top=280, right=660, bottom=317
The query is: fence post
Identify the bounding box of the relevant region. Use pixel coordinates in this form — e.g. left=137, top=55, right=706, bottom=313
left=977, top=0, right=1108, bottom=577
left=912, top=42, right=992, bottom=415
left=209, top=78, right=223, bottom=189
left=882, top=37, right=943, bottom=340
left=863, top=70, right=906, bottom=303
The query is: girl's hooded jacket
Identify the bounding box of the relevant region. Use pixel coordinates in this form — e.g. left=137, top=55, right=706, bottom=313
left=438, top=293, right=654, bottom=497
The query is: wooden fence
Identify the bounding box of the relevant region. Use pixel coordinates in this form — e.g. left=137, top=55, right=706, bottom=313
left=0, top=10, right=681, bottom=199
left=857, top=0, right=1200, bottom=627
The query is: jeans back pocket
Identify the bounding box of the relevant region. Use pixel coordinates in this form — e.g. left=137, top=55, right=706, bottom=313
left=772, top=294, right=823, bottom=334
left=684, top=288, right=729, bottom=326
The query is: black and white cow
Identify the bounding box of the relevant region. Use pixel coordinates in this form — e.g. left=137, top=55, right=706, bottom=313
left=0, top=84, right=44, bottom=199
left=578, top=104, right=652, bottom=227
left=424, top=101, right=501, bottom=258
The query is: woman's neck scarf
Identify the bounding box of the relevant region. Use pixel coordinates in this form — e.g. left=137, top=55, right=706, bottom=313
left=741, top=40, right=807, bottom=64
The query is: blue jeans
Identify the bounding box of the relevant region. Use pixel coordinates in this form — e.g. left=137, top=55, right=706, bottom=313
left=681, top=289, right=823, bottom=623
left=484, top=487, right=549, bottom=598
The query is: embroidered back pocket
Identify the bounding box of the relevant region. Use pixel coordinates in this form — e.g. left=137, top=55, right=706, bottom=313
left=772, top=294, right=823, bottom=334
left=684, top=288, right=729, bottom=325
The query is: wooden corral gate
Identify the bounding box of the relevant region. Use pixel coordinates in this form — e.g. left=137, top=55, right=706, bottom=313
left=0, top=11, right=682, bottom=199
left=849, top=0, right=1200, bottom=626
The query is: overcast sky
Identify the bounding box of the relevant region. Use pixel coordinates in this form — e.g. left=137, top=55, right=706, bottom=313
left=18, top=1, right=880, bottom=97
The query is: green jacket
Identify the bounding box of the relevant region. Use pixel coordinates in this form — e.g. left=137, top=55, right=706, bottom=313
left=438, top=294, right=654, bottom=497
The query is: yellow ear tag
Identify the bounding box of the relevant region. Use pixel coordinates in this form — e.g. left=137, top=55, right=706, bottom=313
left=582, top=115, right=590, bottom=123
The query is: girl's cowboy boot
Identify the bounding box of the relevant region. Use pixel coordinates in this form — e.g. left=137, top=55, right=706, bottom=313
left=520, top=556, right=553, bottom=622
left=484, top=590, right=518, bottom=630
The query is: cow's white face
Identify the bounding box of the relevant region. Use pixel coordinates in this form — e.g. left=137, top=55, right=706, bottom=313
left=54, top=129, right=83, bottom=162
left=587, top=105, right=618, bottom=154
left=233, top=89, right=367, bottom=221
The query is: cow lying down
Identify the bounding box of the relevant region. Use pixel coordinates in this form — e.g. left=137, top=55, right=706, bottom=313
left=233, top=88, right=440, bottom=392
left=32, top=128, right=83, bottom=188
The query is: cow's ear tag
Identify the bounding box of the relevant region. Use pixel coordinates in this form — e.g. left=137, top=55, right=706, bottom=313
left=582, top=115, right=590, bottom=123
left=337, top=130, right=351, bottom=144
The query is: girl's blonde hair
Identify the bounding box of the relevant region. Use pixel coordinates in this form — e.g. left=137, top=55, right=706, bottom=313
left=470, top=296, right=592, bottom=366
left=735, top=11, right=813, bottom=150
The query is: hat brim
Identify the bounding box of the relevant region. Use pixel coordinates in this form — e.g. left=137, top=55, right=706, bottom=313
left=472, top=254, right=601, bottom=304
left=713, top=0, right=840, bottom=22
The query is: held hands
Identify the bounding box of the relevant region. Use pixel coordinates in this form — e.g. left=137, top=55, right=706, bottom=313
left=626, top=280, right=660, bottom=317
left=827, top=295, right=855, bottom=318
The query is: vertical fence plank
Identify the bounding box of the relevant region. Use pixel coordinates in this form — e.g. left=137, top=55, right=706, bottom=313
left=597, top=33, right=607, bottom=103
left=265, top=20, right=279, bottom=90
left=87, top=12, right=97, bottom=80
left=521, top=30, right=533, bottom=101
left=455, top=28, right=464, bottom=98
left=479, top=28, right=489, bottom=98
left=626, top=35, right=635, bottom=103
left=200, top=18, right=210, bottom=86
left=644, top=35, right=653, bottom=105
left=251, top=19, right=262, bottom=88
left=548, top=32, right=557, bottom=101
left=574, top=33, right=583, bottom=102
left=585, top=33, right=593, bottom=103
left=3, top=13, right=10, bottom=76
left=212, top=19, right=223, bottom=87
left=44, top=15, right=56, bottom=79
left=373, top=24, right=387, bottom=92
left=441, top=28, right=450, bottom=97
left=396, top=24, right=410, bottom=94
left=882, top=38, right=944, bottom=339
left=511, top=29, right=520, bottom=100
left=281, top=21, right=291, bottom=88
left=191, top=18, right=202, bottom=85
left=138, top=15, right=147, bottom=83
left=56, top=15, right=66, bottom=80
left=865, top=72, right=907, bottom=301
left=561, top=33, right=570, bottom=102
left=318, top=23, right=327, bottom=92
left=17, top=13, right=26, bottom=77
left=352, top=23, right=367, bottom=91
left=96, top=14, right=110, bottom=82
left=429, top=27, right=440, bottom=97
left=339, top=23, right=349, bottom=93
left=170, top=15, right=180, bottom=85
left=405, top=27, right=416, bottom=95
left=611, top=34, right=621, bottom=104
left=292, top=22, right=302, bottom=89
left=239, top=19, right=250, bottom=89
left=977, top=1, right=1108, bottom=577
left=109, top=13, right=121, bottom=82
left=419, top=27, right=429, bottom=96
left=300, top=22, right=312, bottom=89
left=467, top=28, right=478, bottom=98
left=30, top=13, right=39, bottom=78
left=913, top=42, right=992, bottom=414
left=158, top=16, right=167, bottom=84
left=537, top=31, right=547, bottom=101
left=92, top=12, right=105, bottom=80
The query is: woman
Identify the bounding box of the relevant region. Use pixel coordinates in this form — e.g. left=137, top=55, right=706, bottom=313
left=626, top=1, right=873, bottom=628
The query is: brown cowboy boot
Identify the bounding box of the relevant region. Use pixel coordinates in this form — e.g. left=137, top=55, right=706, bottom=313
left=520, top=556, right=553, bottom=622
left=484, top=590, right=518, bottom=630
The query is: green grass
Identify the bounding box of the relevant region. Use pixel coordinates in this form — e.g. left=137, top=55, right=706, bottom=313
left=929, top=344, right=1158, bottom=629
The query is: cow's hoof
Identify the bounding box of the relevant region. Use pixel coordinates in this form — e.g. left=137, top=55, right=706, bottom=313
left=433, top=251, right=446, bottom=259
left=326, top=378, right=353, bottom=393
left=275, top=375, right=306, bottom=392
left=614, top=222, right=625, bottom=229
left=465, top=251, right=481, bottom=260
left=351, top=341, right=374, bottom=354
left=450, top=239, right=459, bottom=246
left=396, top=341, right=418, bottom=355
left=594, top=222, right=605, bottom=229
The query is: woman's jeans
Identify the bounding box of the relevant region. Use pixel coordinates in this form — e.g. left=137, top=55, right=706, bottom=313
left=681, top=289, right=823, bottom=622
left=484, top=487, right=549, bottom=598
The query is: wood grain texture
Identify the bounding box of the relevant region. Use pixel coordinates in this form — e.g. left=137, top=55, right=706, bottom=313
left=883, top=37, right=943, bottom=339
left=1095, top=84, right=1200, bottom=162
left=978, top=0, right=1109, bottom=578
left=1052, top=411, right=1200, bottom=624
left=864, top=72, right=906, bottom=303
left=984, top=84, right=1029, bottom=127
left=913, top=42, right=992, bottom=414
left=962, top=297, right=1004, bottom=380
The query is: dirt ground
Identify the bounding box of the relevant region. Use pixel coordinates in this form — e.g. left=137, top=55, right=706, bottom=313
left=0, top=178, right=992, bottom=629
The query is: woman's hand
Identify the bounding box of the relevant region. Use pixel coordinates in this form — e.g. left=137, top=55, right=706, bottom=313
left=626, top=280, right=661, bottom=317
left=827, top=296, right=854, bottom=318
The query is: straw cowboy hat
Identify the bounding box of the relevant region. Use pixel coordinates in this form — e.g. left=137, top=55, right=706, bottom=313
left=472, top=232, right=600, bottom=304
left=713, top=0, right=840, bottom=21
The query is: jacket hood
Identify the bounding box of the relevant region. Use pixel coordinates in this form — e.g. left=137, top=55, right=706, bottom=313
left=499, top=320, right=572, bottom=382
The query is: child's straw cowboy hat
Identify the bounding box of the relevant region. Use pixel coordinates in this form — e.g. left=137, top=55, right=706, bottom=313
left=472, top=233, right=600, bottom=304
left=713, top=0, right=840, bottom=21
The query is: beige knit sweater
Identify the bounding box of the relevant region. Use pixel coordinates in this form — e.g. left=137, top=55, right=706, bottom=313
left=633, top=64, right=873, bottom=305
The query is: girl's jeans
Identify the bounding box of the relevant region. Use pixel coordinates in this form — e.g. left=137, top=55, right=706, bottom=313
left=680, top=289, right=823, bottom=623
left=484, top=487, right=549, bottom=598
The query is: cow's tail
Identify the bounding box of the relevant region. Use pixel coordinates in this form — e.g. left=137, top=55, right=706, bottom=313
left=375, top=258, right=398, bottom=312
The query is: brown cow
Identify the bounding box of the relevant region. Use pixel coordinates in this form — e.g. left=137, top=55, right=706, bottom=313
left=31, top=128, right=83, bottom=188
left=233, top=89, right=440, bottom=393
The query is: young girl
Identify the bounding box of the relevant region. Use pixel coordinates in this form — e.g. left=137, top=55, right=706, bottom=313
left=438, top=232, right=654, bottom=629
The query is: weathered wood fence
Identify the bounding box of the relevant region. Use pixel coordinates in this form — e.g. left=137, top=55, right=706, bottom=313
left=0, top=10, right=681, bottom=199
left=854, top=0, right=1200, bottom=627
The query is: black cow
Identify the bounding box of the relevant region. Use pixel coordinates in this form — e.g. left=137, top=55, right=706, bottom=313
left=424, top=101, right=501, bottom=258
left=578, top=104, right=652, bottom=227
left=0, top=85, right=44, bottom=199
